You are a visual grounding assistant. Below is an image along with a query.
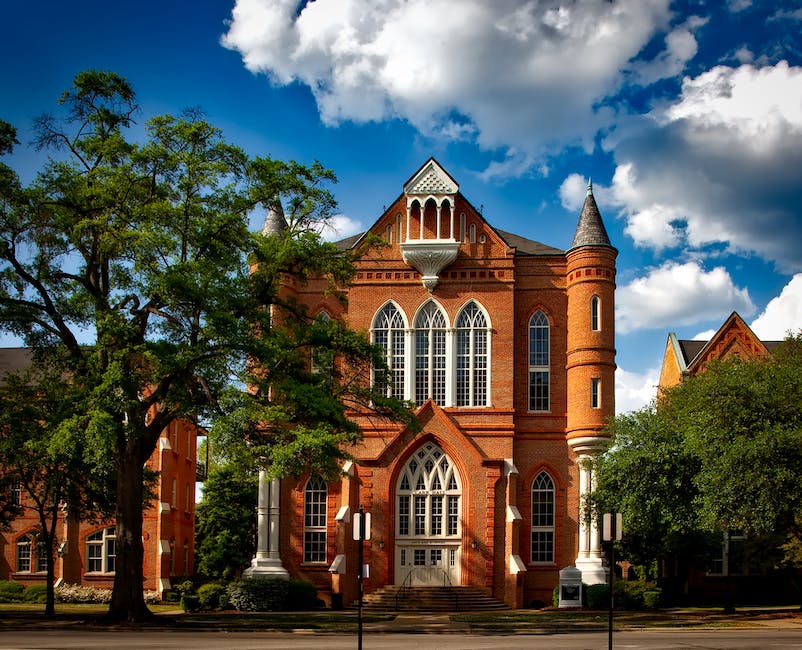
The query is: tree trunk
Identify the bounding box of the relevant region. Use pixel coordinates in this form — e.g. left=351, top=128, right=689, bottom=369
left=107, top=440, right=151, bottom=622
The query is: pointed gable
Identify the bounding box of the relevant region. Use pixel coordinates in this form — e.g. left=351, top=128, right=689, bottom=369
left=687, top=312, right=771, bottom=375
left=403, top=158, right=458, bottom=196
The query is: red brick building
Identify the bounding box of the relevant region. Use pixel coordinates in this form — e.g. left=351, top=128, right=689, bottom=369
left=245, top=159, right=617, bottom=609
left=0, top=348, right=201, bottom=596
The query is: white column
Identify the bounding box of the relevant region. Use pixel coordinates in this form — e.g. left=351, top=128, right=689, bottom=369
left=574, top=453, right=607, bottom=584
left=243, top=469, right=289, bottom=579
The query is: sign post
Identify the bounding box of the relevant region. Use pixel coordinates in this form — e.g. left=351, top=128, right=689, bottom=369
left=353, top=505, right=371, bottom=650
left=602, top=512, right=623, bottom=650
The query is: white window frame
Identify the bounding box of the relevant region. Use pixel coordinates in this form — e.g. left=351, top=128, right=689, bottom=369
left=455, top=301, right=490, bottom=407
left=86, top=527, right=116, bottom=574
left=303, top=476, right=328, bottom=563
left=372, top=303, right=407, bottom=400
left=528, top=310, right=550, bottom=412
left=414, top=301, right=447, bottom=406
left=531, top=472, right=555, bottom=564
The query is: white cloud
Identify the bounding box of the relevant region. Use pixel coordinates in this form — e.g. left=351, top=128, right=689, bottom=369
left=628, top=16, right=706, bottom=86
left=615, top=365, right=659, bottom=414
left=317, top=214, right=364, bottom=242
left=616, top=261, right=755, bottom=333
left=222, top=0, right=674, bottom=169
left=607, top=61, right=802, bottom=272
left=750, top=273, right=802, bottom=340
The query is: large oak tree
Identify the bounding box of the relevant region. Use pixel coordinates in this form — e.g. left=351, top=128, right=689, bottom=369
left=0, top=71, right=406, bottom=621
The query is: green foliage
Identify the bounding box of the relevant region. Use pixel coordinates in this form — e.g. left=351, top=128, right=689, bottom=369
left=197, top=582, right=228, bottom=610
left=21, top=584, right=48, bottom=603
left=584, top=583, right=608, bottom=609
left=614, top=581, right=662, bottom=610
left=0, top=580, right=25, bottom=603
left=194, top=463, right=257, bottom=579
left=226, top=578, right=289, bottom=612
left=596, top=335, right=802, bottom=573
left=180, top=594, right=201, bottom=612
left=1, top=70, right=414, bottom=621
left=286, top=579, right=322, bottom=610
left=225, top=578, right=319, bottom=612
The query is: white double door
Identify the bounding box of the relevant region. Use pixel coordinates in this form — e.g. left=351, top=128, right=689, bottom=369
left=396, top=543, right=461, bottom=586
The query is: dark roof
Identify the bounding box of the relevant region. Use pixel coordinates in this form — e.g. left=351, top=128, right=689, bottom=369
left=0, top=348, right=33, bottom=387
left=333, top=228, right=562, bottom=256
left=677, top=340, right=706, bottom=367
left=495, top=229, right=563, bottom=255
left=570, top=184, right=613, bottom=250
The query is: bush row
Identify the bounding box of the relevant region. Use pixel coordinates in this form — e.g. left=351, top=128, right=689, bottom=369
left=177, top=578, right=321, bottom=612
left=552, top=580, right=662, bottom=610
left=0, top=581, right=160, bottom=605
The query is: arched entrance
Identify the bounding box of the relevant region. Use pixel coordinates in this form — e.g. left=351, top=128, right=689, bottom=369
left=394, top=442, right=462, bottom=586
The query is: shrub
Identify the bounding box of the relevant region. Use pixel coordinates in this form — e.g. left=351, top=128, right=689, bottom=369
left=180, top=594, right=201, bottom=612
left=55, top=584, right=112, bottom=604
left=615, top=580, right=661, bottom=610
left=227, top=578, right=289, bottom=612
left=0, top=580, right=25, bottom=603
left=286, top=580, right=321, bottom=610
left=22, top=584, right=47, bottom=603
left=175, top=580, right=195, bottom=596
left=144, top=591, right=163, bottom=605
left=582, top=580, right=662, bottom=610
left=552, top=585, right=560, bottom=608
left=198, top=582, right=228, bottom=611
left=584, top=583, right=609, bottom=609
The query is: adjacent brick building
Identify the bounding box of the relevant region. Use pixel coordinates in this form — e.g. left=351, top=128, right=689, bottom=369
left=245, top=159, right=617, bottom=608
left=0, top=348, right=201, bottom=596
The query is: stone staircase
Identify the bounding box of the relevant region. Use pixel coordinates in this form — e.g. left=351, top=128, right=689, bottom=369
left=359, top=586, right=509, bottom=612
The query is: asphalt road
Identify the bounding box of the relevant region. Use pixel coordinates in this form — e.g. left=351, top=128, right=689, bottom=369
left=0, top=629, right=801, bottom=649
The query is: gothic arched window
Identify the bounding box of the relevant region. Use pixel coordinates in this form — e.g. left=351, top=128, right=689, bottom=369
left=456, top=301, right=489, bottom=406
left=372, top=303, right=406, bottom=399
left=414, top=301, right=447, bottom=405
left=528, top=310, right=550, bottom=412
left=304, top=476, right=327, bottom=563
left=531, top=472, right=555, bottom=563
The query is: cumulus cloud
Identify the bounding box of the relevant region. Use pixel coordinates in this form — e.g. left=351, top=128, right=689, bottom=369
left=615, top=365, right=660, bottom=414
left=317, top=214, right=364, bottom=242
left=606, top=61, right=802, bottom=272
left=222, top=0, right=675, bottom=171
left=750, top=273, right=802, bottom=339
left=616, top=261, right=755, bottom=333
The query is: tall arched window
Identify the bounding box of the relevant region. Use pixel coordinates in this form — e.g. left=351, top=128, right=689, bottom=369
left=372, top=303, right=406, bottom=399
left=414, top=301, right=447, bottom=405
left=304, top=476, right=328, bottom=563
left=528, top=310, right=550, bottom=412
left=590, top=295, right=601, bottom=331
left=531, top=472, right=555, bottom=563
left=456, top=301, right=489, bottom=406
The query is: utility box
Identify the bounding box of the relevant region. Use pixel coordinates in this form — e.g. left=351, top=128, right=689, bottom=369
left=558, top=566, right=582, bottom=608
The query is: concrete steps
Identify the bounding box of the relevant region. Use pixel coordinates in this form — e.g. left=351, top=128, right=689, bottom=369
left=359, top=586, right=509, bottom=612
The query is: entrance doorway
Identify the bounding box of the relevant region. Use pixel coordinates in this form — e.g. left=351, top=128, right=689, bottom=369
left=394, top=442, right=462, bottom=586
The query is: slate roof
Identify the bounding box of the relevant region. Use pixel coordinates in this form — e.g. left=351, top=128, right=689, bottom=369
left=570, top=182, right=613, bottom=250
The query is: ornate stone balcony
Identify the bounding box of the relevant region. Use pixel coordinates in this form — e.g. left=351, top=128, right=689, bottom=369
left=401, top=239, right=460, bottom=291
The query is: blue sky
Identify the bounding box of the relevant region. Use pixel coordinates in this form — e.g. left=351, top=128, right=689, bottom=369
left=2, top=0, right=802, bottom=413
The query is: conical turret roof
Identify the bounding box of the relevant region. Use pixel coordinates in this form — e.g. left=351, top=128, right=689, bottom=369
left=570, top=180, right=612, bottom=250
left=261, top=198, right=288, bottom=236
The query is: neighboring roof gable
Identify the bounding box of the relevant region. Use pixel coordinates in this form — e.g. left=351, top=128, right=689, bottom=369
left=686, top=312, right=774, bottom=375
left=659, top=313, right=784, bottom=390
